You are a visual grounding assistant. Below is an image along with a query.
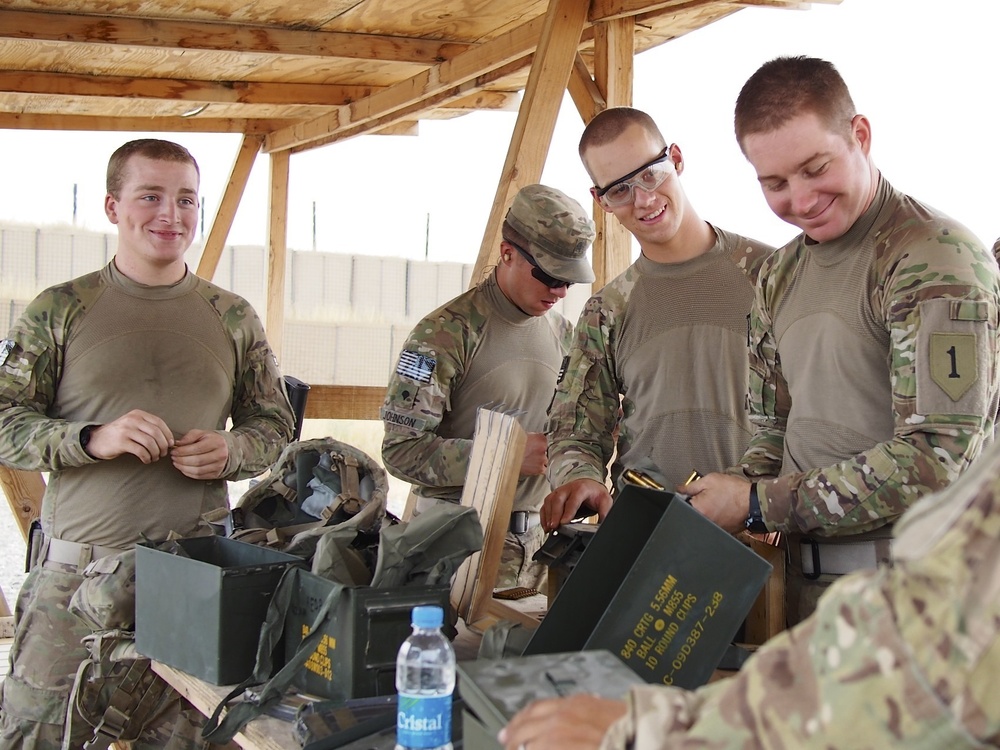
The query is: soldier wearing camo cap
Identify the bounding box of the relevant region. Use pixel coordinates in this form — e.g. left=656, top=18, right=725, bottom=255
left=685, top=56, right=1000, bottom=625
left=0, top=139, right=294, bottom=749
left=500, top=434, right=1000, bottom=749
left=541, top=107, right=773, bottom=533
left=381, top=184, right=594, bottom=591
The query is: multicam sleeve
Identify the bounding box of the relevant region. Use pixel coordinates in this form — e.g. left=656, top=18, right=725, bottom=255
left=0, top=291, right=94, bottom=470
left=222, top=303, right=295, bottom=479
left=380, top=308, right=477, bottom=490
left=759, top=232, right=1000, bottom=536
left=731, top=255, right=788, bottom=481
left=546, top=294, right=621, bottom=488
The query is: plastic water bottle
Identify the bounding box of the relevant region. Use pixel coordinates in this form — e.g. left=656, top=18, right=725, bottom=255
left=395, top=605, right=455, bottom=750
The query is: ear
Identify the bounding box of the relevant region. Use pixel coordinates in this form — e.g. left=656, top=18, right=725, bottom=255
left=499, top=241, right=513, bottom=263
left=589, top=187, right=613, bottom=214
left=104, top=193, right=120, bottom=224
left=668, top=143, right=684, bottom=175
left=851, top=114, right=872, bottom=156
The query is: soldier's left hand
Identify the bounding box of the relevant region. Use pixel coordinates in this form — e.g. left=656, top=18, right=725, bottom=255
left=684, top=473, right=752, bottom=534
left=170, top=429, right=229, bottom=480
left=498, top=694, right=626, bottom=750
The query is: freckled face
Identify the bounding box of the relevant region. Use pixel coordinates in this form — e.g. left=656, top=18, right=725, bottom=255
left=741, top=112, right=876, bottom=243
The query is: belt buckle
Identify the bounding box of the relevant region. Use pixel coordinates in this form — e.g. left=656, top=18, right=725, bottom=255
left=803, top=537, right=822, bottom=580
left=509, top=511, right=529, bottom=535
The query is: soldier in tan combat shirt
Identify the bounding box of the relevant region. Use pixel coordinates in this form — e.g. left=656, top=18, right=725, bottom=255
left=541, top=107, right=773, bottom=533
left=0, top=140, right=294, bottom=749
left=381, top=184, right=595, bottom=590
left=688, top=56, right=1000, bottom=624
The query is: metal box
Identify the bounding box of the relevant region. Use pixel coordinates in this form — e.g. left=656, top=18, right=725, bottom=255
left=525, top=486, right=772, bottom=689
left=457, top=650, right=643, bottom=750
left=282, top=568, right=453, bottom=700
left=134, top=535, right=304, bottom=685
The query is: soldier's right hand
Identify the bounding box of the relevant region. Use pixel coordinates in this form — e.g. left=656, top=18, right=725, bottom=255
left=519, top=432, right=549, bottom=477
left=541, top=478, right=612, bottom=532
left=83, top=409, right=174, bottom=464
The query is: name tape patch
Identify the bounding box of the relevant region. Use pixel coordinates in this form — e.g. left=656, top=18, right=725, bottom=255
left=397, top=350, right=436, bottom=384
left=380, top=407, right=427, bottom=431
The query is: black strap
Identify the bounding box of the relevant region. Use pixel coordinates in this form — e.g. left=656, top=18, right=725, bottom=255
left=201, top=567, right=343, bottom=743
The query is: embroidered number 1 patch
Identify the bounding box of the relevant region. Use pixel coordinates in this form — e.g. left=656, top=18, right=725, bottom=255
left=930, top=332, right=978, bottom=401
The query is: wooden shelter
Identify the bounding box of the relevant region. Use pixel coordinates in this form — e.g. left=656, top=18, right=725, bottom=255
left=0, top=0, right=838, bottom=614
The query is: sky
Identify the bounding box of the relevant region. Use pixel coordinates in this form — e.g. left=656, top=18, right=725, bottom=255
left=0, top=0, right=997, bottom=264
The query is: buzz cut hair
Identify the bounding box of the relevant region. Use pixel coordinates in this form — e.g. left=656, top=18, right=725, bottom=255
left=578, top=107, right=667, bottom=179
left=734, top=56, right=857, bottom=154
left=106, top=139, right=200, bottom=198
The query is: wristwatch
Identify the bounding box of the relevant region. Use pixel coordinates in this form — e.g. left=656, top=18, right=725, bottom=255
left=745, top=482, right=768, bottom=533
left=79, top=424, right=96, bottom=458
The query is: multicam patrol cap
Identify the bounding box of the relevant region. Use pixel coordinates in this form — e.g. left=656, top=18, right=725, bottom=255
left=503, top=184, right=596, bottom=284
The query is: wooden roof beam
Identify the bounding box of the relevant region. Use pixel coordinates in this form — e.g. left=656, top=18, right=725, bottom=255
left=591, top=0, right=840, bottom=23
left=264, top=15, right=548, bottom=153
left=0, top=8, right=472, bottom=65
left=0, top=71, right=380, bottom=107
left=285, top=58, right=529, bottom=154
left=0, top=112, right=286, bottom=133
left=0, top=71, right=520, bottom=112
left=567, top=53, right=606, bottom=125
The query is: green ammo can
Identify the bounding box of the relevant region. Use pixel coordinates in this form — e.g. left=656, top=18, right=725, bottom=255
left=135, top=535, right=304, bottom=685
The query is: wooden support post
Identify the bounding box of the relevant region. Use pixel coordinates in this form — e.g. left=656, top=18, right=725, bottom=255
left=0, top=466, right=44, bottom=542
left=468, top=0, right=590, bottom=288
left=196, top=134, right=263, bottom=282
left=742, top=536, right=786, bottom=644
left=589, top=17, right=635, bottom=290
left=264, top=149, right=290, bottom=362
left=450, top=408, right=531, bottom=632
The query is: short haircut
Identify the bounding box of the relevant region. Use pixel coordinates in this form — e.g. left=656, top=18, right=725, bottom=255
left=578, top=107, right=667, bottom=178
left=106, top=139, right=200, bottom=198
left=734, top=56, right=856, bottom=153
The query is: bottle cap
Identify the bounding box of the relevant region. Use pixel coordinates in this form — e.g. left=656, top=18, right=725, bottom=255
left=411, top=605, right=444, bottom=629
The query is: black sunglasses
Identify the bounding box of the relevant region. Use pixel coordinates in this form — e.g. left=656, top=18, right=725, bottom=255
left=510, top=243, right=573, bottom=289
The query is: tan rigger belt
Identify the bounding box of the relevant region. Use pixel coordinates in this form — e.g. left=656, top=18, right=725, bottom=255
left=43, top=537, right=126, bottom=571
left=800, top=537, right=894, bottom=579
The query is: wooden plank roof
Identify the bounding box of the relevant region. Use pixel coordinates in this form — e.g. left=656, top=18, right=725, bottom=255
left=0, top=0, right=838, bottom=151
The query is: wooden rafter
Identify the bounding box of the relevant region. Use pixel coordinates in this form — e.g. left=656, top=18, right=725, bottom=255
left=263, top=16, right=548, bottom=153
left=0, top=8, right=473, bottom=65
left=0, top=71, right=520, bottom=113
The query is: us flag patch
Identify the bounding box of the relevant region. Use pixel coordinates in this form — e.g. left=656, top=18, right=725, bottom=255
left=397, top=350, right=436, bottom=383
left=0, top=339, right=14, bottom=367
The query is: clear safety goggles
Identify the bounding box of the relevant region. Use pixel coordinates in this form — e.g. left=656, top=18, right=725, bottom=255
left=592, top=149, right=673, bottom=207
